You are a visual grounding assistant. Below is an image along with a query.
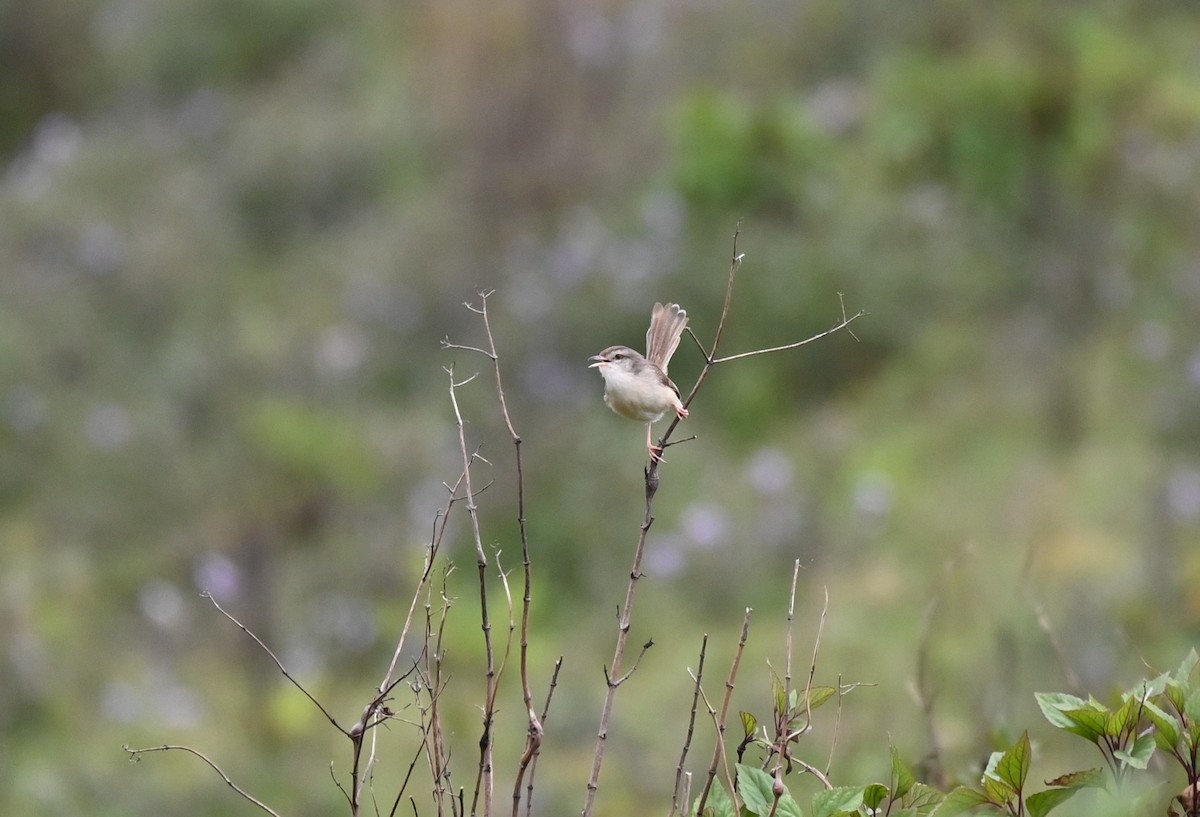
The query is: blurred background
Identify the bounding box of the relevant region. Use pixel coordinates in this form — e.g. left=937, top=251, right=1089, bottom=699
left=2, top=0, right=1200, bottom=814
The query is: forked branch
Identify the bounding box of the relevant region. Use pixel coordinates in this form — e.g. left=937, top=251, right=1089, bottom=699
left=584, top=228, right=865, bottom=817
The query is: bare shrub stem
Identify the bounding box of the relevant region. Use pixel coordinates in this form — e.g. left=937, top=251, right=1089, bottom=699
left=584, top=228, right=863, bottom=816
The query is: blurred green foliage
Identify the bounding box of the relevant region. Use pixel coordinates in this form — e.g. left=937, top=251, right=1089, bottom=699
left=1, top=0, right=1200, bottom=815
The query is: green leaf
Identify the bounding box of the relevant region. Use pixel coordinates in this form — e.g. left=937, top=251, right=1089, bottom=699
left=698, top=780, right=737, bottom=817
left=1112, top=732, right=1155, bottom=769
left=891, top=744, right=916, bottom=798
left=1035, top=692, right=1089, bottom=729
left=1036, top=692, right=1111, bottom=740
left=1144, top=699, right=1181, bottom=749
left=981, top=772, right=1015, bottom=806
left=812, top=786, right=863, bottom=817
left=863, top=783, right=890, bottom=810
left=1165, top=679, right=1188, bottom=713
left=740, top=710, right=758, bottom=740
left=737, top=764, right=776, bottom=817
left=775, top=791, right=803, bottom=817
left=928, top=786, right=991, bottom=816
left=1026, top=787, right=1079, bottom=817
left=1044, top=768, right=1106, bottom=790
left=903, top=783, right=945, bottom=813
left=805, top=685, right=836, bottom=712
left=1106, top=694, right=1139, bottom=738
left=1060, top=707, right=1108, bottom=743
left=1185, top=686, right=1200, bottom=724
left=992, top=732, right=1031, bottom=792
left=1174, top=649, right=1199, bottom=686
left=771, top=672, right=788, bottom=718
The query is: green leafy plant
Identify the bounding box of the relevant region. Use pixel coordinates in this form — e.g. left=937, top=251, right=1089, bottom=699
left=696, top=742, right=943, bottom=817
left=925, top=650, right=1200, bottom=817
left=694, top=651, right=1200, bottom=817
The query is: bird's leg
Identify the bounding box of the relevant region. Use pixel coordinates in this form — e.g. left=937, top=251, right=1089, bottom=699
left=647, top=423, right=665, bottom=463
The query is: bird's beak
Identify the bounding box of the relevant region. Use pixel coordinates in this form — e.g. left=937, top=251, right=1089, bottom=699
left=588, top=354, right=607, bottom=368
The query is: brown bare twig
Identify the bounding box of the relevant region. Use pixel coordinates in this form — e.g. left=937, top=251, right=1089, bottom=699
left=204, top=591, right=410, bottom=816
left=202, top=591, right=344, bottom=732
left=583, top=228, right=863, bottom=816
left=670, top=634, right=709, bottom=817
left=420, top=568, right=456, bottom=815
left=521, top=657, right=564, bottom=817
left=124, top=744, right=283, bottom=817
left=695, top=608, right=753, bottom=816
left=378, top=470, right=469, bottom=693
left=444, top=363, right=499, bottom=817
left=444, top=291, right=545, bottom=817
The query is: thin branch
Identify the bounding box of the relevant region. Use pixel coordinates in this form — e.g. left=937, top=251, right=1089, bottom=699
left=805, top=585, right=829, bottom=736
left=670, top=229, right=745, bottom=428
left=379, top=471, right=467, bottom=692
left=457, top=292, right=545, bottom=817
left=584, top=227, right=863, bottom=816
left=696, top=608, right=753, bottom=817
left=670, top=634, right=708, bottom=817
left=611, top=639, right=655, bottom=686
left=124, top=744, right=283, bottom=817
left=446, top=291, right=546, bottom=817
left=330, top=762, right=352, bottom=808
left=790, top=756, right=833, bottom=790
left=787, top=561, right=800, bottom=726
left=473, top=550, right=517, bottom=817
left=422, top=568, right=456, bottom=816
left=710, top=309, right=866, bottom=365
left=766, top=565, right=800, bottom=804
left=202, top=592, right=344, bottom=734
left=445, top=362, right=498, bottom=817
left=442, top=340, right=493, bottom=357
left=708, top=227, right=745, bottom=362
left=808, top=588, right=837, bottom=785
left=836, top=292, right=860, bottom=342
left=388, top=733, right=435, bottom=817
left=827, top=674, right=844, bottom=781
left=522, top=657, right=564, bottom=817
left=659, top=229, right=863, bottom=461
left=581, top=469, right=660, bottom=815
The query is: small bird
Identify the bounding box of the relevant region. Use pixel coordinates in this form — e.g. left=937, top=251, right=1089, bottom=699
left=589, top=302, right=689, bottom=461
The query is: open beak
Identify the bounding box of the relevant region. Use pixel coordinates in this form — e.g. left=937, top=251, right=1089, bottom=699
left=588, top=354, right=608, bottom=368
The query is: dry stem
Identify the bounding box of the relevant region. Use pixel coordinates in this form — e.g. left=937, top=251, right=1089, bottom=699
left=584, top=228, right=863, bottom=816
left=445, top=364, right=499, bottom=817
left=444, top=290, right=546, bottom=817
left=695, top=608, right=753, bottom=816
left=669, top=634, right=709, bottom=817
left=124, top=744, right=284, bottom=817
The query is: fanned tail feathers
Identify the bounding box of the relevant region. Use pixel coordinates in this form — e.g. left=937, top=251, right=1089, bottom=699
left=645, top=302, right=687, bottom=373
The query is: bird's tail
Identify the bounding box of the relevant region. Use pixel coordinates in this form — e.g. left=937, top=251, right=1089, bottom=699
left=645, top=302, right=688, bottom=373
